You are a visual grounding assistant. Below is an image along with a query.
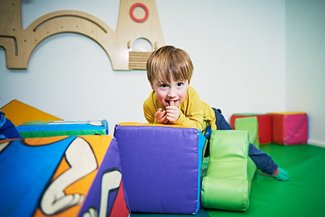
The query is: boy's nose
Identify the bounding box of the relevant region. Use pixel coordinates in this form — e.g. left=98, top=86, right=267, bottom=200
left=167, top=88, right=176, bottom=98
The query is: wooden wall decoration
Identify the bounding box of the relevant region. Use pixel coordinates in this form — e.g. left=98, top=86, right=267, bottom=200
left=0, top=0, right=164, bottom=70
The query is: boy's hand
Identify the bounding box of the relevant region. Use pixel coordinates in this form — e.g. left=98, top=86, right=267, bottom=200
left=165, top=101, right=180, bottom=123
left=155, top=108, right=168, bottom=124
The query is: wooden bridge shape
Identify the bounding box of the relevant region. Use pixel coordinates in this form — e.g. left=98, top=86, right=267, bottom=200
left=0, top=0, right=164, bottom=70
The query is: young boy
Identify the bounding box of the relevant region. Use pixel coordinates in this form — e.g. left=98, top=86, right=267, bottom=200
left=143, top=45, right=289, bottom=181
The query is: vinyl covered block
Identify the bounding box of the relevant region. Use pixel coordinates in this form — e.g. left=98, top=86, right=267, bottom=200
left=0, top=135, right=129, bottom=217
left=114, top=123, right=205, bottom=214
left=201, top=130, right=254, bottom=211
left=17, top=120, right=109, bottom=138
left=230, top=113, right=272, bottom=144
left=272, top=112, right=308, bottom=145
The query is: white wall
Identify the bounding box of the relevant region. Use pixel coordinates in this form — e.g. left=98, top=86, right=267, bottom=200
left=286, top=0, right=325, bottom=146
left=1, top=0, right=286, bottom=136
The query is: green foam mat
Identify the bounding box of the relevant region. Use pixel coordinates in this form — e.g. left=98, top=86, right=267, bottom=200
left=132, top=144, right=325, bottom=217
left=208, top=143, right=325, bottom=217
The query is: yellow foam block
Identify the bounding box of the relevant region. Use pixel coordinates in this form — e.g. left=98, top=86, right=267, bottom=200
left=117, top=122, right=191, bottom=128
left=1, top=99, right=61, bottom=126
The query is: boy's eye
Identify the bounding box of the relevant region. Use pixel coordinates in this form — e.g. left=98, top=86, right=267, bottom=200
left=177, top=82, right=184, bottom=87
left=159, top=83, right=169, bottom=88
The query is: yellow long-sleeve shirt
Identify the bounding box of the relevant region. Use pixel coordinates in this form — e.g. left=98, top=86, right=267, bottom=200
left=143, top=86, right=217, bottom=132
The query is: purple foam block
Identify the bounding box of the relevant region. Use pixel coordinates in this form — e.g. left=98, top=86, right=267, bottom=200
left=114, top=125, right=201, bottom=214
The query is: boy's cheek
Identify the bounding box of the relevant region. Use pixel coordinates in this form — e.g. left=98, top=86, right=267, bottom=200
left=156, top=96, right=166, bottom=107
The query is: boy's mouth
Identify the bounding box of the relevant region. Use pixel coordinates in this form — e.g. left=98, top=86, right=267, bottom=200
left=165, top=99, right=179, bottom=106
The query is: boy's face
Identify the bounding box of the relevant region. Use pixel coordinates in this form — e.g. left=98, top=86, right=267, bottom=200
left=151, top=79, right=189, bottom=108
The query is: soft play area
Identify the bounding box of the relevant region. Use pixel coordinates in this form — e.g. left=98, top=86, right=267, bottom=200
left=1, top=99, right=325, bottom=217
left=1, top=0, right=324, bottom=216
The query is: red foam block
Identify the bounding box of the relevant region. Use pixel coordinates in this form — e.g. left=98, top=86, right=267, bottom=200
left=271, top=112, right=308, bottom=145
left=230, top=113, right=272, bottom=144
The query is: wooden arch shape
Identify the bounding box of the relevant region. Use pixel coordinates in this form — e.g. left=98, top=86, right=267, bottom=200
left=0, top=0, right=165, bottom=70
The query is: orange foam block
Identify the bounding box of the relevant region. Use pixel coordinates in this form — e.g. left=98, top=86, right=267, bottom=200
left=1, top=99, right=61, bottom=126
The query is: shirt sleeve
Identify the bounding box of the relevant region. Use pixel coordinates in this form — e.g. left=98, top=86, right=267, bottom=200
left=143, top=91, right=159, bottom=124
left=176, top=112, right=204, bottom=130
left=143, top=101, right=155, bottom=123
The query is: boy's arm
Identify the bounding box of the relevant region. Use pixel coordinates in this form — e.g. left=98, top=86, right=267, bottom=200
left=175, top=111, right=204, bottom=131
left=144, top=101, right=164, bottom=124
left=143, top=103, right=154, bottom=123
left=173, top=87, right=206, bottom=131
left=144, top=102, right=204, bottom=130
left=143, top=88, right=207, bottom=129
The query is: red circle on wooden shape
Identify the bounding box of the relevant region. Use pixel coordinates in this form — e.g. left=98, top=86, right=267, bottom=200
left=129, top=2, right=149, bottom=23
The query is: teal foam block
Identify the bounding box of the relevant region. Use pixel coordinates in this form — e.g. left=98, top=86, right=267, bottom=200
left=17, top=120, right=108, bottom=138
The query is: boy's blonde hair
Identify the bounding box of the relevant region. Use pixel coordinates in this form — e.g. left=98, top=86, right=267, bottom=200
left=146, top=45, right=193, bottom=86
